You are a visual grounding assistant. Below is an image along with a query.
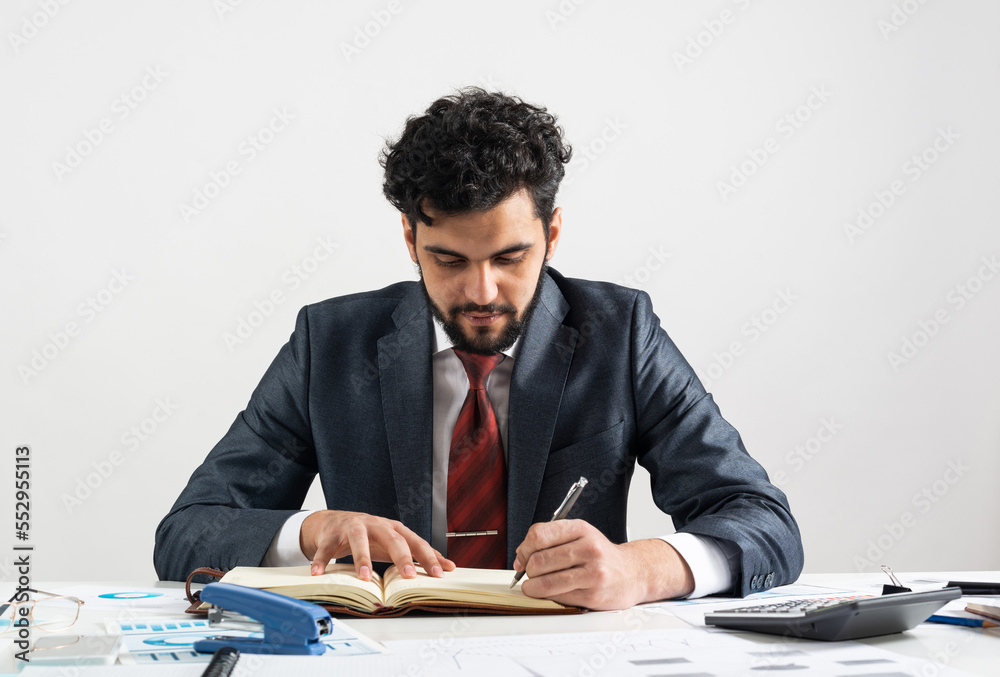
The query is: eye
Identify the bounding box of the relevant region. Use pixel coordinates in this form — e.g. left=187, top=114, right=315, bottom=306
left=433, top=256, right=464, bottom=268
left=495, top=254, right=526, bottom=265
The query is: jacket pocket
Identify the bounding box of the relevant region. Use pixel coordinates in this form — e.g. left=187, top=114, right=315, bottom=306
left=543, top=419, right=626, bottom=479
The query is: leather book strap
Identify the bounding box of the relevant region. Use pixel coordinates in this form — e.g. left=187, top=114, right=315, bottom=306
left=185, top=566, right=226, bottom=605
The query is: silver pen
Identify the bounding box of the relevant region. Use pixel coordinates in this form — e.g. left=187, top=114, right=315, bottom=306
left=510, top=476, right=588, bottom=588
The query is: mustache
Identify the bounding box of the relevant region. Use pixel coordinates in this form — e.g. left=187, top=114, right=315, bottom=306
left=449, top=302, right=517, bottom=315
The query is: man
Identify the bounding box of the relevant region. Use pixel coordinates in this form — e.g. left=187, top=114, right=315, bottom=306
left=154, top=89, right=803, bottom=610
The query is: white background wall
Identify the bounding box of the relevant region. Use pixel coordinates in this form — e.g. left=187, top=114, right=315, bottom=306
left=2, top=0, right=997, bottom=583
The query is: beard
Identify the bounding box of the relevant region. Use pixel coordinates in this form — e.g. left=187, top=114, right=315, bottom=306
left=420, top=262, right=548, bottom=356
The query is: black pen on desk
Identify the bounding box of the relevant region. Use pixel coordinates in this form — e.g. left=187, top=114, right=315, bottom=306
left=945, top=581, right=1000, bottom=596
left=510, top=476, right=588, bottom=588
left=201, top=646, right=240, bottom=677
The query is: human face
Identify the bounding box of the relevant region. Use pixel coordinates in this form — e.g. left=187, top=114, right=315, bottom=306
left=403, top=189, right=561, bottom=355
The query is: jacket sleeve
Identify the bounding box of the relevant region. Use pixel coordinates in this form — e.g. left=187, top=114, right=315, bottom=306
left=153, top=307, right=319, bottom=581
left=630, top=291, right=804, bottom=596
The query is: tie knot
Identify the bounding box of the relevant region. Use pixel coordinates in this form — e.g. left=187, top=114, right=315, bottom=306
left=453, top=350, right=504, bottom=390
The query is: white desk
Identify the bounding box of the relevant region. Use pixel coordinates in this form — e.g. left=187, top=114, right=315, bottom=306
left=2, top=572, right=997, bottom=675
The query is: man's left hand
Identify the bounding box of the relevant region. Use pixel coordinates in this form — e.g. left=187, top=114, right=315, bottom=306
left=513, top=520, right=695, bottom=610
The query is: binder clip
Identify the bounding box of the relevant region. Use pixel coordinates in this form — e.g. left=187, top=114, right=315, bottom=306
left=880, top=565, right=912, bottom=595
left=193, top=582, right=331, bottom=655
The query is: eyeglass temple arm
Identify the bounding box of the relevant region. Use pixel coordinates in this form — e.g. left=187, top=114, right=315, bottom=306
left=3, top=588, right=84, bottom=605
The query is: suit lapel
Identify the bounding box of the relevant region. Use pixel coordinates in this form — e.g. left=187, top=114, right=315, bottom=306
left=506, top=272, right=578, bottom=562
left=378, top=284, right=434, bottom=542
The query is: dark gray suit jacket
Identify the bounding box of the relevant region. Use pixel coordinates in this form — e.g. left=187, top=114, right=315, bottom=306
left=154, top=269, right=803, bottom=595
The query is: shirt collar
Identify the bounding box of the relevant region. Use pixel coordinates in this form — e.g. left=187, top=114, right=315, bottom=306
left=432, top=319, right=520, bottom=360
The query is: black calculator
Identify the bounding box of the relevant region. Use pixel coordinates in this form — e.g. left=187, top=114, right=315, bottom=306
left=704, top=587, right=961, bottom=641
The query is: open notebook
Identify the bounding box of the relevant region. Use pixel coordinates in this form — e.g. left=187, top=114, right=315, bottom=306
left=198, top=563, right=583, bottom=617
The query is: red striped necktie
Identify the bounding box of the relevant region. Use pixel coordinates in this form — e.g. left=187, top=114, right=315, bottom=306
left=446, top=349, right=507, bottom=569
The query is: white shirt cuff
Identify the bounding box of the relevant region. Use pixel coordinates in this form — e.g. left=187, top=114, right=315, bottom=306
left=261, top=510, right=314, bottom=567
left=658, top=532, right=732, bottom=599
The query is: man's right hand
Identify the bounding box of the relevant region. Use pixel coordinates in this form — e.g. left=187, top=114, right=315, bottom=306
left=300, top=510, right=455, bottom=581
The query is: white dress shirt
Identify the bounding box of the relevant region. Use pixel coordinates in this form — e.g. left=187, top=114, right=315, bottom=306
left=263, top=320, right=733, bottom=598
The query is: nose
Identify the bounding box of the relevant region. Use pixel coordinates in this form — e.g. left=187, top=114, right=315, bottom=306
left=464, top=263, right=498, bottom=306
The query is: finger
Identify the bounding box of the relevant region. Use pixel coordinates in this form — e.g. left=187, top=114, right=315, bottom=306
left=517, top=520, right=577, bottom=562
left=310, top=536, right=338, bottom=577
left=514, top=534, right=539, bottom=573
left=517, top=520, right=587, bottom=576
left=372, top=523, right=417, bottom=577
left=524, top=539, right=582, bottom=580
left=528, top=563, right=627, bottom=611
left=300, top=510, right=333, bottom=561
left=520, top=565, right=587, bottom=602
left=346, top=523, right=374, bottom=581
left=391, top=522, right=456, bottom=577
left=404, top=537, right=452, bottom=577
left=514, top=529, right=536, bottom=571
left=513, top=547, right=535, bottom=578
left=528, top=519, right=588, bottom=549
left=310, top=554, right=331, bottom=576
left=309, top=515, right=345, bottom=576
left=403, top=530, right=456, bottom=577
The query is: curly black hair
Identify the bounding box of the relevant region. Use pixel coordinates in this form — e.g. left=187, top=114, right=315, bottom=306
left=380, top=88, right=572, bottom=237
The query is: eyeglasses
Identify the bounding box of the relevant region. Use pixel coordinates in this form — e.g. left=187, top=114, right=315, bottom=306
left=0, top=588, right=84, bottom=634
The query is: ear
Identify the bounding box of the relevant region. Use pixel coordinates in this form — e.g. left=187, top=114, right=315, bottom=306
left=544, top=207, right=562, bottom=261
left=402, top=214, right=418, bottom=264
